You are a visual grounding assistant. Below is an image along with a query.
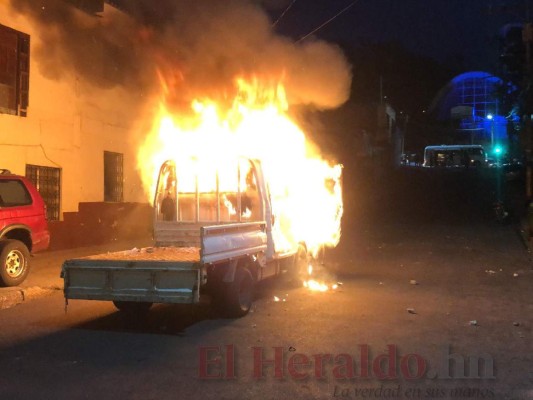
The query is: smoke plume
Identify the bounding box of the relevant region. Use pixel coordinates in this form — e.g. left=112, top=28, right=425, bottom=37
left=10, top=0, right=352, bottom=110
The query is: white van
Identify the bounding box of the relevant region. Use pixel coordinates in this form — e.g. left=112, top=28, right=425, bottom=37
left=423, top=145, right=486, bottom=168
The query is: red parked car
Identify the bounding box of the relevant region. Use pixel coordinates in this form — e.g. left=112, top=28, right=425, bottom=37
left=0, top=170, right=50, bottom=286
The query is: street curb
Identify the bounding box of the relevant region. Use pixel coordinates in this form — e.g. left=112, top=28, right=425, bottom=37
left=0, top=286, right=61, bottom=310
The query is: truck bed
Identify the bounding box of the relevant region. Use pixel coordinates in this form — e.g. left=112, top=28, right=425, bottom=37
left=62, top=247, right=202, bottom=304
left=62, top=221, right=268, bottom=306
left=81, top=246, right=200, bottom=262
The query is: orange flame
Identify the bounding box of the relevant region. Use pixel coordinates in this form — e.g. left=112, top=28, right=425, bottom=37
left=302, top=261, right=339, bottom=292
left=137, top=77, right=343, bottom=258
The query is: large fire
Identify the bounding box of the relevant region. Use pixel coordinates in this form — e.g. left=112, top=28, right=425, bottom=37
left=137, top=77, right=342, bottom=288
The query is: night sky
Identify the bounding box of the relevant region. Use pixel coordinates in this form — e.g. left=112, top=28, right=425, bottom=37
left=270, top=0, right=530, bottom=72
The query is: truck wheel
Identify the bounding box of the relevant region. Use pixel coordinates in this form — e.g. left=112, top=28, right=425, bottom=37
left=221, top=267, right=254, bottom=318
left=0, top=239, right=30, bottom=287
left=113, top=301, right=153, bottom=314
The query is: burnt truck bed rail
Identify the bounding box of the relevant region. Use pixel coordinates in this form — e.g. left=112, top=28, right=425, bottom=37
left=61, top=221, right=268, bottom=305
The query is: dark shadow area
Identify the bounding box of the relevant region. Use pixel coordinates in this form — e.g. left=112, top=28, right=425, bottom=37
left=70, top=278, right=295, bottom=336
left=343, top=162, right=526, bottom=227
left=329, top=161, right=529, bottom=270
left=0, top=278, right=306, bottom=397
left=73, top=303, right=218, bottom=336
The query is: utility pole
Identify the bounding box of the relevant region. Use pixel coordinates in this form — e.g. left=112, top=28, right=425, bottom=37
left=523, top=12, right=533, bottom=201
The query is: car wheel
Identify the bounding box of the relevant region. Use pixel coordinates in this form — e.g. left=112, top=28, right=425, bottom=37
left=220, top=267, right=254, bottom=318
left=0, top=239, right=30, bottom=287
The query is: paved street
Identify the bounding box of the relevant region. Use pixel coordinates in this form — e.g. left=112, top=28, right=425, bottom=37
left=0, top=167, right=532, bottom=400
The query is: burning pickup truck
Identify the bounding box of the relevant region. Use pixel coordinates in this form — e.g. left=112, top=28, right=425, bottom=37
left=61, top=157, right=339, bottom=317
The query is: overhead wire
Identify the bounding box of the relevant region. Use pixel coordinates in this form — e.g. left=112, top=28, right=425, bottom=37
left=272, top=0, right=297, bottom=28
left=295, top=0, right=359, bottom=44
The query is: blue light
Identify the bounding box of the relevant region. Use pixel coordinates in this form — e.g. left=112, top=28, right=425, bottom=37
left=494, top=145, right=503, bottom=155
left=487, top=114, right=494, bottom=120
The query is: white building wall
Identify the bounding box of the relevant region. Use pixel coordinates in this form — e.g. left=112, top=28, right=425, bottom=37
left=0, top=1, right=146, bottom=218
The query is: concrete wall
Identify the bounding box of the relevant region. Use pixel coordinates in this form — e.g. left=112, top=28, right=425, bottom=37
left=0, top=1, right=146, bottom=219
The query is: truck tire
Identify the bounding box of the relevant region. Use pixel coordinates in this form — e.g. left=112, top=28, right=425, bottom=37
left=113, top=301, right=153, bottom=314
left=0, top=239, right=30, bottom=287
left=221, top=267, right=253, bottom=318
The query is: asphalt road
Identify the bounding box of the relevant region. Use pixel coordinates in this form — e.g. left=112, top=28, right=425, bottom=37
left=0, top=167, right=532, bottom=400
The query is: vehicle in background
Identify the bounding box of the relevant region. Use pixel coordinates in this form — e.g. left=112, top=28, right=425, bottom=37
left=502, top=162, right=523, bottom=181
left=401, top=153, right=421, bottom=166
left=423, top=145, right=487, bottom=168
left=0, top=169, right=50, bottom=286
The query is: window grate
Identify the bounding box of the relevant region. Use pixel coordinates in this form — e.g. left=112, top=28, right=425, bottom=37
left=104, top=151, right=123, bottom=202
left=25, top=164, right=61, bottom=221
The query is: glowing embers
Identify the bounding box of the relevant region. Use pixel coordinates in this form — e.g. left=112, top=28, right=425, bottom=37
left=303, top=263, right=339, bottom=292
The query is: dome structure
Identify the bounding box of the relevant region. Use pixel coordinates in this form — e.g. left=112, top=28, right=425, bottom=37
left=429, top=71, right=507, bottom=146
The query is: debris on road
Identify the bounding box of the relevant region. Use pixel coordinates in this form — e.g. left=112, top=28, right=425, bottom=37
left=410, top=280, right=419, bottom=285
left=485, top=270, right=497, bottom=274
left=288, top=346, right=296, bottom=352
left=273, top=294, right=288, bottom=302
left=407, top=308, right=417, bottom=314
left=469, top=320, right=478, bottom=326
left=513, top=322, right=520, bottom=327
left=513, top=273, right=519, bottom=277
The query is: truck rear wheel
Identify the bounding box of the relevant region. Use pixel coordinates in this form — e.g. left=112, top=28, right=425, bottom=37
left=113, top=301, right=153, bottom=314
left=0, top=239, right=30, bottom=287
left=220, top=267, right=253, bottom=318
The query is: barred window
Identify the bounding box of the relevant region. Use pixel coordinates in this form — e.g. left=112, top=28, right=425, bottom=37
left=104, top=151, right=123, bottom=202
left=26, top=165, right=61, bottom=221
left=0, top=24, right=29, bottom=117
